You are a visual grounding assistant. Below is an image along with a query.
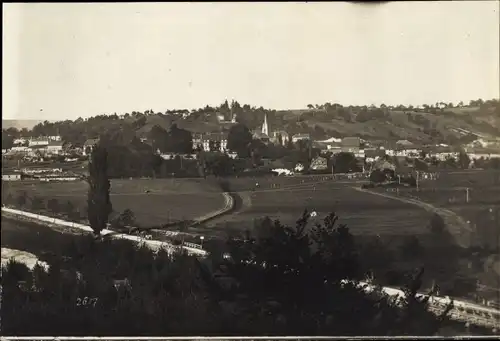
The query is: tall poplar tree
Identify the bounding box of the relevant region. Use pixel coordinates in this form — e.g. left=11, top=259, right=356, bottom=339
left=87, top=144, right=112, bottom=236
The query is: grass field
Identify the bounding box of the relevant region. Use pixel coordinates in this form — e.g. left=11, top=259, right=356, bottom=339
left=203, top=176, right=433, bottom=239
left=378, top=170, right=500, bottom=246
left=2, top=178, right=225, bottom=227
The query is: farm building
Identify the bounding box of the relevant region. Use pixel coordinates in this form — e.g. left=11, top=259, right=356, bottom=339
left=46, top=141, right=64, bottom=154
left=341, top=137, right=362, bottom=155
left=291, top=133, right=311, bottom=143
left=28, top=138, right=49, bottom=147
left=2, top=172, right=22, bottom=181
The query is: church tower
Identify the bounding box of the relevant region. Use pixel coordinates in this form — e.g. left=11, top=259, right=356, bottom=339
left=261, top=114, right=269, bottom=136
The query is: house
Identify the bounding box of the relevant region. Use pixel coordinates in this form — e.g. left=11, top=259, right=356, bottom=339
left=270, top=130, right=289, bottom=146
left=396, top=140, right=414, bottom=148
left=465, top=148, right=500, bottom=160
left=46, top=141, right=64, bottom=154
left=2, top=172, right=22, bottom=181
left=192, top=132, right=228, bottom=152
left=10, top=146, right=30, bottom=154
left=47, top=135, right=62, bottom=142
left=13, top=138, right=27, bottom=145
left=83, top=138, right=100, bottom=156
left=364, top=148, right=386, bottom=163
left=291, top=133, right=311, bottom=143
left=341, top=137, right=361, bottom=153
left=28, top=138, right=49, bottom=147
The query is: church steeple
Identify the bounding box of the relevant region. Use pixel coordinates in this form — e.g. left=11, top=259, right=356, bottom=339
left=261, top=114, right=269, bottom=136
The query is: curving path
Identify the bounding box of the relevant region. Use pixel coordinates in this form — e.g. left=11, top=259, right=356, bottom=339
left=353, top=187, right=473, bottom=248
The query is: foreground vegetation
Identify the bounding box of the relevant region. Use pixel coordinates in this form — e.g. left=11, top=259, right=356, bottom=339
left=2, top=210, right=458, bottom=336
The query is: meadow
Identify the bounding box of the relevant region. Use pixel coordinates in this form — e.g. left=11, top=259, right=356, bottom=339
left=2, top=178, right=225, bottom=227
left=204, top=176, right=433, bottom=240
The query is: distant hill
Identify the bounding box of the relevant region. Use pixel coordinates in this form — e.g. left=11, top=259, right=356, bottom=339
left=3, top=100, right=499, bottom=147
left=3, top=119, right=45, bottom=130
left=277, top=105, right=500, bottom=143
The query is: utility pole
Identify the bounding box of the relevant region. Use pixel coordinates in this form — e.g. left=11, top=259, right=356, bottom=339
left=465, top=187, right=470, bottom=204
left=416, top=171, right=420, bottom=191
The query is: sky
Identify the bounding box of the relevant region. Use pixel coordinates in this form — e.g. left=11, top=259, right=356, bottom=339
left=2, top=2, right=499, bottom=120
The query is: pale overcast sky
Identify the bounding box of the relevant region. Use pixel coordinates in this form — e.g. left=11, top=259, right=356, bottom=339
left=2, top=2, right=499, bottom=120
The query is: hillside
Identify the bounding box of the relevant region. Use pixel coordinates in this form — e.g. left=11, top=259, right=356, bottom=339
left=3, top=100, right=500, bottom=147
left=277, top=105, right=500, bottom=144
left=2, top=119, right=45, bottom=130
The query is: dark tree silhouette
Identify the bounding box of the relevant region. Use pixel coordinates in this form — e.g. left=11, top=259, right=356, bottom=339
left=227, top=123, right=253, bottom=158
left=87, top=144, right=112, bottom=236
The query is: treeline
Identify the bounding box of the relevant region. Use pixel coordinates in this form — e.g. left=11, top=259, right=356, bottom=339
left=3, top=98, right=499, bottom=149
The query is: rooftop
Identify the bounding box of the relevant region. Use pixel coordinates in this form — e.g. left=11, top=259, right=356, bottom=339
left=341, top=137, right=361, bottom=147
left=84, top=138, right=100, bottom=146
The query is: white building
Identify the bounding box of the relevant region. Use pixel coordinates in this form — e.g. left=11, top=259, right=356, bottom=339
left=291, top=133, right=311, bottom=143
left=13, top=138, right=27, bottom=145
left=46, top=141, right=64, bottom=154
left=47, top=135, right=62, bottom=141
left=2, top=173, right=21, bottom=181
left=192, top=133, right=228, bottom=152
left=28, top=138, right=49, bottom=147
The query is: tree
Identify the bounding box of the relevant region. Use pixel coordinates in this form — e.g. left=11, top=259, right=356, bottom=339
left=199, top=211, right=449, bottom=336
left=16, top=191, right=28, bottom=208
left=370, top=169, right=387, bottom=184
left=87, top=144, right=112, bottom=236
left=458, top=150, right=470, bottom=169
left=166, top=124, right=193, bottom=154
left=2, top=132, right=15, bottom=149
left=47, top=198, right=60, bottom=214
left=148, top=125, right=169, bottom=153
left=414, top=159, right=429, bottom=172
left=227, top=123, right=253, bottom=158
left=333, top=152, right=361, bottom=173
left=120, top=208, right=136, bottom=227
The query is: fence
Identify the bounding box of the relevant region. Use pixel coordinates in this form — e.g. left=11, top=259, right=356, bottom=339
left=1, top=207, right=208, bottom=257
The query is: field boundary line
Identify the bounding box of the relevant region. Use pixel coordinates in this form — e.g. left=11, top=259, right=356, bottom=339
left=352, top=187, right=473, bottom=248
left=1, top=207, right=208, bottom=257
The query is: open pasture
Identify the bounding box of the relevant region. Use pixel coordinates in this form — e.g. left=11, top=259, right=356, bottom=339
left=379, top=169, right=500, bottom=249
left=225, top=175, right=339, bottom=192
left=211, top=179, right=432, bottom=237
left=427, top=170, right=500, bottom=189
left=392, top=169, right=500, bottom=209
left=2, top=178, right=225, bottom=227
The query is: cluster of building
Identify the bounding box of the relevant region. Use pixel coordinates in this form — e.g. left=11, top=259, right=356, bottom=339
left=2, top=167, right=81, bottom=182
left=182, top=113, right=500, bottom=174
left=3, top=136, right=65, bottom=157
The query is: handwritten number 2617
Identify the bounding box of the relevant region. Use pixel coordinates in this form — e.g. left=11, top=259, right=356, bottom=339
left=76, top=297, right=98, bottom=307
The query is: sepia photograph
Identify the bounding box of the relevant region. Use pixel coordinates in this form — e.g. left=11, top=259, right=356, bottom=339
left=1, top=1, right=500, bottom=338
